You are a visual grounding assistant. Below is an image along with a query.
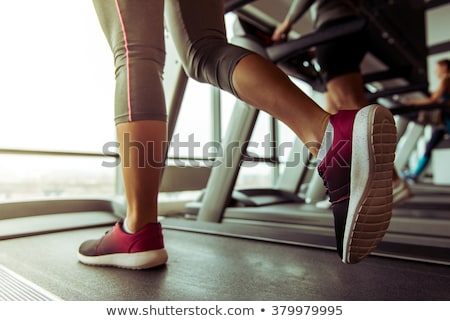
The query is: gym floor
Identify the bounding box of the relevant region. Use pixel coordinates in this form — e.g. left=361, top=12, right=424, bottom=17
left=1, top=226, right=449, bottom=301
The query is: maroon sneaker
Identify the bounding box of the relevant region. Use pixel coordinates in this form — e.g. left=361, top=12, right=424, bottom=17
left=318, top=105, right=397, bottom=264
left=77, top=222, right=168, bottom=270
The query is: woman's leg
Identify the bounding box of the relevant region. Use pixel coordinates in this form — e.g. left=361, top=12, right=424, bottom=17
left=325, top=72, right=410, bottom=202
left=315, top=18, right=369, bottom=113
left=116, top=121, right=167, bottom=232
left=325, top=72, right=369, bottom=111
left=317, top=29, right=409, bottom=205
left=231, top=54, right=330, bottom=151
left=78, top=0, right=168, bottom=269
left=413, top=128, right=446, bottom=176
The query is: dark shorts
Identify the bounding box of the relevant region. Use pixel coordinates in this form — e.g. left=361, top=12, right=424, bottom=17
left=315, top=16, right=369, bottom=83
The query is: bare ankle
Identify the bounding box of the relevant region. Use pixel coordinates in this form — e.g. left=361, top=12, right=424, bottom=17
left=124, top=215, right=157, bottom=233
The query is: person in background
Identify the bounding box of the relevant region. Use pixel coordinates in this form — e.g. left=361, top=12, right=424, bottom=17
left=272, top=0, right=411, bottom=205
left=77, top=0, right=396, bottom=269
left=401, top=59, right=450, bottom=183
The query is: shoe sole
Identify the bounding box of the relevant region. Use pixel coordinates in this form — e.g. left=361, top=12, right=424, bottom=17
left=343, top=104, right=397, bottom=264
left=77, top=248, right=168, bottom=270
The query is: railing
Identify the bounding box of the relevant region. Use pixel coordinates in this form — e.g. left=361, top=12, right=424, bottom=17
left=0, top=148, right=118, bottom=158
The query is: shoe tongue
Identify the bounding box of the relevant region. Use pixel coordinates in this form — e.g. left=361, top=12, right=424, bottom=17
left=316, top=121, right=334, bottom=164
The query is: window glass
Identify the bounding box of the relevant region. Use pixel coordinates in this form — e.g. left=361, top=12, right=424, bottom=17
left=0, top=1, right=115, bottom=153
left=0, top=154, right=116, bottom=203
left=168, top=80, right=212, bottom=162
left=0, top=2, right=117, bottom=205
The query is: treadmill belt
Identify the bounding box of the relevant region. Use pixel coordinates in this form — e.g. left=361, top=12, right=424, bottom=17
left=0, top=226, right=449, bottom=300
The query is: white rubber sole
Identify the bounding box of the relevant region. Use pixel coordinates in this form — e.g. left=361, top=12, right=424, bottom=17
left=77, top=248, right=168, bottom=270
left=343, top=104, right=397, bottom=264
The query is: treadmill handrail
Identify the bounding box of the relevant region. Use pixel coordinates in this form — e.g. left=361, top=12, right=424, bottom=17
left=224, top=0, right=256, bottom=13
left=367, top=83, right=428, bottom=102
left=389, top=102, right=449, bottom=116
left=266, top=17, right=367, bottom=63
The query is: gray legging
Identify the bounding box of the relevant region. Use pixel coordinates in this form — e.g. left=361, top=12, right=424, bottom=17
left=93, top=0, right=251, bottom=124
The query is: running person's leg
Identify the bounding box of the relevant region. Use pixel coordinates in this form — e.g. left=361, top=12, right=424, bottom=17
left=326, top=73, right=368, bottom=111
left=78, top=0, right=168, bottom=269
left=167, top=0, right=397, bottom=263
left=413, top=127, right=446, bottom=176
left=316, top=17, right=369, bottom=113
left=316, top=17, right=410, bottom=206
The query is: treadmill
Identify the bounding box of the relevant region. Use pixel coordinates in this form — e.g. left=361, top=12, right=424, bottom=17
left=1, top=0, right=449, bottom=302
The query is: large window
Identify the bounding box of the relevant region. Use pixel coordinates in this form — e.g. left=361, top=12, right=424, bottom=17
left=0, top=1, right=115, bottom=152
left=0, top=3, right=316, bottom=204
left=0, top=1, right=116, bottom=202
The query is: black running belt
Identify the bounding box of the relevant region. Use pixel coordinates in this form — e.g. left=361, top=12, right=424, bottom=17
left=266, top=17, right=367, bottom=63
